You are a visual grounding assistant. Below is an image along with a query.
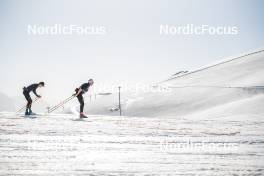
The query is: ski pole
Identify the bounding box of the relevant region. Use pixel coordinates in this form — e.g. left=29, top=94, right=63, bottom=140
left=48, top=95, right=75, bottom=112
left=47, top=95, right=75, bottom=113
left=48, top=95, right=75, bottom=113
left=16, top=97, right=39, bottom=114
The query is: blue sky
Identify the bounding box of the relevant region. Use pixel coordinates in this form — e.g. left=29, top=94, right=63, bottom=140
left=0, top=0, right=263, bottom=101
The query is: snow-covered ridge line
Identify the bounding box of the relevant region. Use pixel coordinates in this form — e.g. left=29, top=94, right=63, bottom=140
left=162, top=48, right=264, bottom=83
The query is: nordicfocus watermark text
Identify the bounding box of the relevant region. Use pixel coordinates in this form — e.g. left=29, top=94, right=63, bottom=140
left=160, top=24, right=238, bottom=35
left=160, top=137, right=240, bottom=153
left=27, top=24, right=106, bottom=36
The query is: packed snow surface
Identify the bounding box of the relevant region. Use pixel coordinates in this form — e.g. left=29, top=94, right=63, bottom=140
left=0, top=112, right=263, bottom=175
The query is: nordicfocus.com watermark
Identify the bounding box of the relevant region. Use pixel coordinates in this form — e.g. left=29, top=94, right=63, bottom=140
left=160, top=24, right=238, bottom=35
left=160, top=137, right=240, bottom=153
left=27, top=24, right=106, bottom=36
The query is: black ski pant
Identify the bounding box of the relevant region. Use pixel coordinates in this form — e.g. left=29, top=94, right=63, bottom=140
left=23, top=90, right=32, bottom=110
left=77, top=94, right=84, bottom=113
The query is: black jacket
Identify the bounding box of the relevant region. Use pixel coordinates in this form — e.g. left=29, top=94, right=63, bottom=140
left=76, top=83, right=91, bottom=95
left=23, top=84, right=40, bottom=97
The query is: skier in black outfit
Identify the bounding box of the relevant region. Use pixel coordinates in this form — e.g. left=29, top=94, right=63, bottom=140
left=75, top=79, right=94, bottom=118
left=23, top=82, right=45, bottom=115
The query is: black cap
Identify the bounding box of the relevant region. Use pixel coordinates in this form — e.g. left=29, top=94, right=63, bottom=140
left=39, top=82, right=45, bottom=86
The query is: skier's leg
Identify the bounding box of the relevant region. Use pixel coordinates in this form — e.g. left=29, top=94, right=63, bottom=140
left=77, top=94, right=84, bottom=113
left=80, top=99, right=84, bottom=114
left=27, top=97, right=32, bottom=114
left=77, top=94, right=87, bottom=118
left=23, top=91, right=32, bottom=115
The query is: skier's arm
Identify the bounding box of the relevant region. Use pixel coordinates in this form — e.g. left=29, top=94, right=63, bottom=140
left=33, top=89, right=41, bottom=98
left=75, top=88, right=82, bottom=96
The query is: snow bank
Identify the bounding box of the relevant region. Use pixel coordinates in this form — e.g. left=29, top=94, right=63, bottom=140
left=83, top=49, right=264, bottom=120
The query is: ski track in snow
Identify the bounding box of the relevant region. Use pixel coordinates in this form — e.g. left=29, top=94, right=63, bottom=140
left=0, top=112, right=263, bottom=175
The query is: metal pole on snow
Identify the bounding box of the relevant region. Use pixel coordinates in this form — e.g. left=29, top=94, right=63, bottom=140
left=118, top=86, right=121, bottom=116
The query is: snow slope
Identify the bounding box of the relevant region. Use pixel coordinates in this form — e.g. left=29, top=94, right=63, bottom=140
left=82, top=50, right=264, bottom=120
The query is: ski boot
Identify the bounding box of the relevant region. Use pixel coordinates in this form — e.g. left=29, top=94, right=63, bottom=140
left=28, top=109, right=36, bottom=115
left=80, top=113, right=88, bottom=118
left=25, top=109, right=30, bottom=116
